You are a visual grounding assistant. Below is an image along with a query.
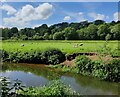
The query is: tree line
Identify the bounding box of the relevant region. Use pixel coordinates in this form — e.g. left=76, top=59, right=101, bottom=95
left=1, top=20, right=120, bottom=40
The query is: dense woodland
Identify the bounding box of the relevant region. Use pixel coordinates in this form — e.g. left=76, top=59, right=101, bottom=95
left=1, top=20, right=120, bottom=40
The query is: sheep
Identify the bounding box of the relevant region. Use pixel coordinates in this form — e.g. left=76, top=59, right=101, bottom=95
left=73, top=44, right=78, bottom=48
left=20, top=44, right=24, bottom=47
left=79, top=43, right=83, bottom=46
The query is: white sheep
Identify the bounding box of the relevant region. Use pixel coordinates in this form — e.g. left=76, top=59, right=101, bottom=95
left=20, top=44, right=24, bottom=47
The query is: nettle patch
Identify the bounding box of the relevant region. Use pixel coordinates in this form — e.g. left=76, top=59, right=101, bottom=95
left=1, top=49, right=66, bottom=65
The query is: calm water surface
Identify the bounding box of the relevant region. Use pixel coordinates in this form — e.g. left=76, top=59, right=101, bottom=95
left=0, top=63, right=119, bottom=95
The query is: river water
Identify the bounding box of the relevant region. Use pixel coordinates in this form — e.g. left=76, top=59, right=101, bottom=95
left=0, top=63, right=119, bottom=95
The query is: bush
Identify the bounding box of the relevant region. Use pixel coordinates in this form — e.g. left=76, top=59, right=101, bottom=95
left=92, top=59, right=119, bottom=82
left=41, top=48, right=66, bottom=65
left=75, top=55, right=119, bottom=82
left=19, top=80, right=79, bottom=96
left=1, top=49, right=66, bottom=65
left=0, top=77, right=25, bottom=97
left=105, top=59, right=120, bottom=82
left=75, top=55, right=92, bottom=75
left=0, top=50, right=9, bottom=62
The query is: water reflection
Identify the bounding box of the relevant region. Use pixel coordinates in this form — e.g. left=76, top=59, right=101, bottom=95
left=0, top=63, right=119, bottom=95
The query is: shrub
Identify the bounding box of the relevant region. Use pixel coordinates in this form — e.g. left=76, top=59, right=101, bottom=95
left=1, top=49, right=65, bottom=65
left=41, top=48, right=66, bottom=65
left=0, top=77, right=25, bottom=97
left=75, top=55, right=92, bottom=75
left=0, top=50, right=9, bottom=62
left=92, top=59, right=120, bottom=82
left=19, top=80, right=79, bottom=96
left=105, top=59, right=120, bottom=82
left=75, top=55, right=119, bottom=82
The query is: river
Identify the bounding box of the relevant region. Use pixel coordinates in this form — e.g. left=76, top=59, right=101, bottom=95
left=0, top=63, right=119, bottom=95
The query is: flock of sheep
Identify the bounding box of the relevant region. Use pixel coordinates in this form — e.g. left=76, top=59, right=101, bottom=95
left=72, top=43, right=83, bottom=48
left=20, top=43, right=83, bottom=48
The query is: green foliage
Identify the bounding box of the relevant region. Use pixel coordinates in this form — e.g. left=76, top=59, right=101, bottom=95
left=0, top=77, right=11, bottom=97
left=1, top=21, right=120, bottom=40
left=64, top=27, right=79, bottom=40
left=41, top=48, right=66, bottom=65
left=19, top=80, right=79, bottom=96
left=97, top=24, right=110, bottom=40
left=53, top=32, right=65, bottom=40
left=75, top=55, right=92, bottom=75
left=85, top=24, right=98, bottom=40
left=75, top=56, right=120, bottom=82
left=0, top=50, right=9, bottom=62
left=110, top=24, right=120, bottom=40
left=93, top=20, right=105, bottom=25
left=0, top=77, right=25, bottom=97
left=1, top=49, right=65, bottom=65
left=1, top=77, right=79, bottom=97
left=20, top=35, right=28, bottom=40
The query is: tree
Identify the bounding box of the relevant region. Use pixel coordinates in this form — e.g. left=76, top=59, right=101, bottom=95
left=110, top=24, right=120, bottom=40
left=20, top=35, right=28, bottom=40
left=76, top=29, right=85, bottom=40
left=79, top=21, right=90, bottom=29
left=33, top=33, right=41, bottom=40
left=2, top=28, right=10, bottom=39
left=93, top=20, right=105, bottom=25
left=53, top=32, right=65, bottom=40
left=85, top=24, right=98, bottom=40
left=97, top=24, right=110, bottom=40
left=64, top=27, right=79, bottom=40
left=105, top=34, right=111, bottom=40
left=34, top=24, right=49, bottom=36
left=43, top=33, right=49, bottom=40
left=10, top=27, right=18, bottom=35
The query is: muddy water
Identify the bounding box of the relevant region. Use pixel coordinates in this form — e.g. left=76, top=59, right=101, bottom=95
left=0, top=63, right=119, bottom=95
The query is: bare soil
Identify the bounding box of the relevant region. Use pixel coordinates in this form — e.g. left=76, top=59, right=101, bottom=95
left=61, top=53, right=120, bottom=67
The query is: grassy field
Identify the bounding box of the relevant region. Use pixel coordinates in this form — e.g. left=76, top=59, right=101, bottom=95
left=0, top=40, right=119, bottom=55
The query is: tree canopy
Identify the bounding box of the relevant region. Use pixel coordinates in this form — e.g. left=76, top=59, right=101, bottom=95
left=1, top=20, right=120, bottom=40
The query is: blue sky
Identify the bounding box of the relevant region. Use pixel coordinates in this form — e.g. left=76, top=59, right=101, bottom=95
left=0, top=2, right=119, bottom=28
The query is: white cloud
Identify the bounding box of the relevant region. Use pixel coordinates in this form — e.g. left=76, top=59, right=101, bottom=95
left=88, top=12, right=106, bottom=20
left=3, top=3, right=53, bottom=27
left=0, top=4, right=17, bottom=15
left=77, top=12, right=86, bottom=21
left=64, top=11, right=86, bottom=22
left=113, top=12, right=120, bottom=21
left=0, top=0, right=6, bottom=2
left=0, top=25, right=5, bottom=28
left=63, top=16, right=71, bottom=21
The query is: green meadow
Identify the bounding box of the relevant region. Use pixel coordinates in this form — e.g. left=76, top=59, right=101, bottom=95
left=1, top=40, right=119, bottom=55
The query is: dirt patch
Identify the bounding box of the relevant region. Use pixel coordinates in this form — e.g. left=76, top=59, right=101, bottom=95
left=62, top=53, right=120, bottom=67
left=66, top=52, right=97, bottom=60
left=87, top=55, right=113, bottom=61
left=61, top=60, right=75, bottom=67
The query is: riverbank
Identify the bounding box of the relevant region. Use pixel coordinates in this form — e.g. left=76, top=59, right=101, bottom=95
left=1, top=48, right=120, bottom=82
left=1, top=76, right=79, bottom=97
left=47, top=55, right=120, bottom=82
left=1, top=63, right=119, bottom=95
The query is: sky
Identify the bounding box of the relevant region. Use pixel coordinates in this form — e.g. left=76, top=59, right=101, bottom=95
left=0, top=2, right=119, bottom=28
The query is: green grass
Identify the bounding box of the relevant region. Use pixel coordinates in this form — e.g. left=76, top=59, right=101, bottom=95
left=0, top=40, right=119, bottom=55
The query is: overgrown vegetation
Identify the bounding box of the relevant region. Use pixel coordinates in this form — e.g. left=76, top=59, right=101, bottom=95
left=0, top=77, right=25, bottom=97
left=0, top=48, right=66, bottom=65
left=75, top=55, right=120, bottom=82
left=48, top=55, right=120, bottom=82
left=19, top=80, right=80, bottom=96
left=1, top=20, right=120, bottom=40
left=0, top=77, right=79, bottom=97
